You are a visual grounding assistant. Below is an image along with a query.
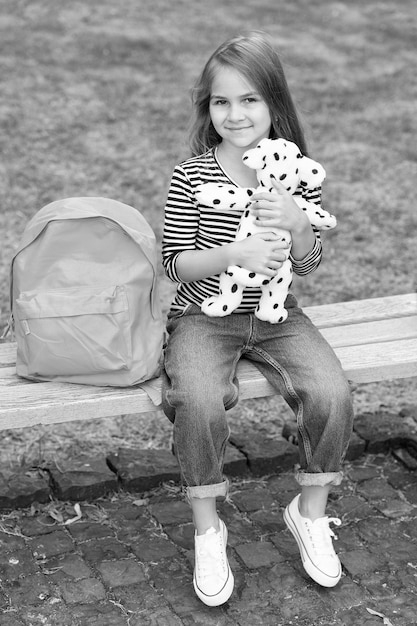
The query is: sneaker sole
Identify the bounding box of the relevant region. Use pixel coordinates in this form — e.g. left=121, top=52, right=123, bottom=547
left=193, top=565, right=234, bottom=607
left=283, top=506, right=341, bottom=588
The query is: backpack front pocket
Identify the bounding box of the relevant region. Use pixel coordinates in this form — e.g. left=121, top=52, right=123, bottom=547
left=15, top=285, right=132, bottom=377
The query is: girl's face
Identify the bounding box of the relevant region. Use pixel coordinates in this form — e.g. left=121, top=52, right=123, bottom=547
left=209, top=66, right=272, bottom=153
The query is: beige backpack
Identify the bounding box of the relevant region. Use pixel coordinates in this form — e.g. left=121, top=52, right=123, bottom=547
left=10, top=197, right=164, bottom=387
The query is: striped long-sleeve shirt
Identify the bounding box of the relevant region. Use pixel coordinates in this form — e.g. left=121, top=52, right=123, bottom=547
left=162, top=147, right=323, bottom=314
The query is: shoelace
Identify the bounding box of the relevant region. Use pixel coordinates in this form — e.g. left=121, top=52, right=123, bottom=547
left=304, top=516, right=341, bottom=556
left=196, top=529, right=227, bottom=579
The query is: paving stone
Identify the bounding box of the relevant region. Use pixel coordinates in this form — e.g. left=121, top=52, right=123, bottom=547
left=43, top=553, right=93, bottom=582
left=248, top=507, right=287, bottom=533
left=107, top=447, right=180, bottom=491
left=230, top=486, right=274, bottom=512
left=318, top=577, right=367, bottom=610
left=96, top=558, right=146, bottom=588
left=223, top=443, right=249, bottom=476
left=70, top=602, right=128, bottom=625
left=392, top=446, right=417, bottom=469
left=164, top=522, right=194, bottom=550
left=235, top=540, right=285, bottom=569
left=266, top=472, right=299, bottom=494
left=392, top=567, right=417, bottom=593
left=367, top=595, right=417, bottom=625
left=399, top=517, right=417, bottom=540
left=270, top=530, right=300, bottom=557
left=128, top=607, right=184, bottom=626
left=147, top=559, right=203, bottom=617
left=355, top=516, right=398, bottom=543
left=216, top=503, right=259, bottom=546
left=354, top=411, right=417, bottom=453
left=18, top=515, right=58, bottom=537
left=115, top=517, right=155, bottom=544
left=0, top=615, right=26, bottom=626
left=60, top=578, right=107, bottom=604
left=0, top=532, right=26, bottom=553
left=48, top=456, right=118, bottom=501
left=181, top=612, right=237, bottom=625
left=80, top=537, right=130, bottom=561
left=229, top=433, right=298, bottom=475
left=345, top=431, right=367, bottom=460
left=227, top=606, right=283, bottom=626
left=369, top=536, right=417, bottom=566
left=336, top=525, right=365, bottom=553
left=384, top=465, right=417, bottom=490
left=0, top=548, right=38, bottom=580
left=278, top=588, right=328, bottom=623
left=282, top=422, right=365, bottom=462
left=130, top=534, right=179, bottom=561
left=402, top=481, right=417, bottom=505
left=3, top=573, right=54, bottom=606
left=337, top=605, right=386, bottom=625
left=0, top=468, right=51, bottom=509
left=0, top=590, right=13, bottom=611
left=29, top=530, right=74, bottom=559
left=375, top=497, right=415, bottom=518
left=128, top=609, right=184, bottom=626
left=19, top=605, right=79, bottom=626
left=112, top=580, right=170, bottom=614
left=331, top=494, right=376, bottom=521
left=66, top=520, right=115, bottom=541
left=267, top=490, right=297, bottom=509
left=149, top=499, right=191, bottom=526
left=359, top=571, right=401, bottom=599
left=340, top=549, right=388, bottom=576
left=346, top=464, right=381, bottom=482
left=102, top=501, right=148, bottom=522
left=257, top=563, right=327, bottom=616
left=356, top=477, right=399, bottom=502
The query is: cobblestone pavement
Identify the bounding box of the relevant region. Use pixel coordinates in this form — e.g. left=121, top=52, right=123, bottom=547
left=0, top=418, right=417, bottom=625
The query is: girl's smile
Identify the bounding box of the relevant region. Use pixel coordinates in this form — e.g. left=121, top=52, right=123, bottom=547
left=209, top=66, right=272, bottom=153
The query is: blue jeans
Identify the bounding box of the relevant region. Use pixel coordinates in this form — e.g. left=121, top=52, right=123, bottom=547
left=162, top=295, right=354, bottom=499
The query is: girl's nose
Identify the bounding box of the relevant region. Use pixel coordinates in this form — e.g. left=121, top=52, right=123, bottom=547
left=228, top=103, right=245, bottom=122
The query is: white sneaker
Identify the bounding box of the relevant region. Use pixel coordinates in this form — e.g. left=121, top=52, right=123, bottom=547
left=284, top=494, right=342, bottom=587
left=193, top=519, right=234, bottom=606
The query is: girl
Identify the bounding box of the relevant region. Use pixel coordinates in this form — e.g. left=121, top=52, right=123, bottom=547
left=162, top=31, right=354, bottom=606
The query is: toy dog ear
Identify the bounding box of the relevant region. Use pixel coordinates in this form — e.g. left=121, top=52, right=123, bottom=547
left=297, top=157, right=326, bottom=189
left=242, top=138, right=269, bottom=169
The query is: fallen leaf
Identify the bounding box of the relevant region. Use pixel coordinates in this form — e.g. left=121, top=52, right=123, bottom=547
left=366, top=608, right=394, bottom=626
left=64, top=503, right=83, bottom=525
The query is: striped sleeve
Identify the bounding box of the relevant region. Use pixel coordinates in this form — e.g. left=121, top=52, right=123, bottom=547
left=162, top=165, right=199, bottom=283
left=290, top=185, right=324, bottom=275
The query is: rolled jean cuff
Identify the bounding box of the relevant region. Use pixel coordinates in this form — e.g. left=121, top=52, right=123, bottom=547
left=295, top=470, right=343, bottom=487
left=186, top=480, right=228, bottom=500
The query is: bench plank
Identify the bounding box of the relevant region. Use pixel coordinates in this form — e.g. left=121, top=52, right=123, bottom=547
left=333, top=337, right=417, bottom=383
left=320, top=316, right=417, bottom=348
left=307, top=293, right=416, bottom=328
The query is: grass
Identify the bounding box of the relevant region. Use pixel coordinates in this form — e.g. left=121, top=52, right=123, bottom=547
left=0, top=0, right=416, bottom=467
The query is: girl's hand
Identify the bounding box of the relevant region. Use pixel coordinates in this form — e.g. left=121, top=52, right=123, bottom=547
left=250, top=176, right=310, bottom=235
left=229, top=231, right=290, bottom=277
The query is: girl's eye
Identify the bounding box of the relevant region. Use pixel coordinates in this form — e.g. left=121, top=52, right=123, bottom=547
left=244, top=97, right=257, bottom=103
left=212, top=99, right=227, bottom=106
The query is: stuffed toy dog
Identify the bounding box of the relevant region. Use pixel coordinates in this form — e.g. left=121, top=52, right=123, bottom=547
left=195, top=138, right=336, bottom=324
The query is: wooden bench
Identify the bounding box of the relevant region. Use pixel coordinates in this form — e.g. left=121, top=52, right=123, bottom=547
left=0, top=293, right=416, bottom=432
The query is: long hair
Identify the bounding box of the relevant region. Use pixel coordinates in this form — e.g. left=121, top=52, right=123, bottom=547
left=189, top=31, right=308, bottom=157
